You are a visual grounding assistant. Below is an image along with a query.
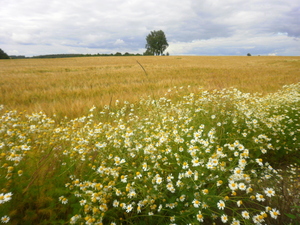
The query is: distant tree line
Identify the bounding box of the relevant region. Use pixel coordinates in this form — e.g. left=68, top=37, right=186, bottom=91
left=9, top=52, right=165, bottom=59
left=31, top=52, right=145, bottom=58
left=1, top=52, right=147, bottom=59
left=9, top=55, right=26, bottom=59
left=5, top=51, right=170, bottom=59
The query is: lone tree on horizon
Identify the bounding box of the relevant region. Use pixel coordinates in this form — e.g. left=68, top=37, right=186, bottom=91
left=145, top=30, right=169, bottom=56
left=0, top=48, right=10, bottom=59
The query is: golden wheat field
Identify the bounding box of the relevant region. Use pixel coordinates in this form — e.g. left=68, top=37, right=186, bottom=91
left=0, top=56, right=299, bottom=119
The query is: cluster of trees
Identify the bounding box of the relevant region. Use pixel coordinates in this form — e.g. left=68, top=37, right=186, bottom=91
left=1, top=30, right=169, bottom=59
left=0, top=48, right=9, bottom=59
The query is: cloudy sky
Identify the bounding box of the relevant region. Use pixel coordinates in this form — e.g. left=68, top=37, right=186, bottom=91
left=1, top=0, right=299, bottom=56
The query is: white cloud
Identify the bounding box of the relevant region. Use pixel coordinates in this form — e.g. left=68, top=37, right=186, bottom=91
left=0, top=0, right=299, bottom=56
left=168, top=33, right=299, bottom=56
left=11, top=33, right=31, bottom=44
left=114, top=39, right=125, bottom=45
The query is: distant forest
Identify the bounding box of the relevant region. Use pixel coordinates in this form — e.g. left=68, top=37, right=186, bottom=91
left=9, top=52, right=148, bottom=59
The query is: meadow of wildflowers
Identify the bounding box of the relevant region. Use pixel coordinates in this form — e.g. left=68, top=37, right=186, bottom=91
left=0, top=83, right=299, bottom=224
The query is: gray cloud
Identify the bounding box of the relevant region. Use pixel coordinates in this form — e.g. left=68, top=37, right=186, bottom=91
left=0, top=0, right=299, bottom=56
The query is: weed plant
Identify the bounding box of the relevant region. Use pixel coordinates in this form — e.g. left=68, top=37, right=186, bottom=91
left=0, top=83, right=299, bottom=224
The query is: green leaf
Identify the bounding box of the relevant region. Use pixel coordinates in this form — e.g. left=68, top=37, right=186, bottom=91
left=285, top=213, right=297, bottom=219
